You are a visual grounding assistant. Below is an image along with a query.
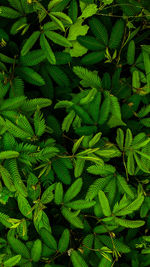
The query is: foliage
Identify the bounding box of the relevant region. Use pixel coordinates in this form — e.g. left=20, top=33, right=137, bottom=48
left=0, top=0, right=150, bottom=266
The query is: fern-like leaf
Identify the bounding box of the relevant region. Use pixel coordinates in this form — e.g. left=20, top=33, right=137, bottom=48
left=34, top=109, right=46, bottom=137
left=89, top=17, right=108, bottom=46
left=115, top=217, right=145, bottom=228
left=20, top=49, right=46, bottom=66
left=21, top=98, right=52, bottom=112
left=73, top=66, right=101, bottom=89
left=8, top=158, right=27, bottom=197
left=0, top=96, right=26, bottom=111
left=86, top=175, right=112, bottom=201
left=61, top=207, right=84, bottom=229
left=52, top=158, right=71, bottom=184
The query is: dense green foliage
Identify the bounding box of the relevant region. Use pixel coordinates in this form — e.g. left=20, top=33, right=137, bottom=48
left=0, top=0, right=150, bottom=266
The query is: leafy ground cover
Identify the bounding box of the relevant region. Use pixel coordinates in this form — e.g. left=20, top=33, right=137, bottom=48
left=0, top=0, right=150, bottom=266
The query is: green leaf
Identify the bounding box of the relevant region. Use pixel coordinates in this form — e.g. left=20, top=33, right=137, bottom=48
left=19, top=49, right=46, bottom=66
left=8, top=0, right=24, bottom=13
left=89, top=17, right=108, bottom=46
left=0, top=53, right=15, bottom=64
left=34, top=209, right=51, bottom=233
left=10, top=17, right=27, bottom=35
left=109, top=19, right=124, bottom=49
left=0, top=151, right=19, bottom=160
left=71, top=104, right=93, bottom=124
left=67, top=18, right=89, bottom=41
left=142, top=50, right=150, bottom=92
left=68, top=0, right=78, bottom=23
left=77, top=35, right=105, bottom=51
left=141, top=248, right=150, bottom=254
left=99, top=235, right=130, bottom=253
left=64, top=178, right=83, bottom=203
left=134, top=152, right=150, bottom=173
left=16, top=114, right=34, bottom=136
left=46, top=64, right=70, bottom=87
left=40, top=228, right=57, bottom=250
left=21, top=98, right=52, bottom=112
left=132, top=132, right=146, bottom=146
left=86, top=176, right=112, bottom=201
left=98, top=95, right=110, bottom=125
left=31, top=239, right=42, bottom=262
left=73, top=66, right=101, bottom=89
left=34, top=109, right=46, bottom=137
left=54, top=100, right=73, bottom=109
left=76, top=148, right=99, bottom=157
left=127, top=40, right=135, bottom=65
left=0, top=211, right=12, bottom=228
left=116, top=128, right=124, bottom=150
left=48, top=0, right=62, bottom=10
left=50, top=11, right=73, bottom=24
left=125, top=128, right=133, bottom=150
left=72, top=136, right=84, bottom=154
left=7, top=235, right=30, bottom=259
left=65, top=199, right=96, bottom=210
left=21, top=31, right=40, bottom=56
left=54, top=51, right=72, bottom=64
left=87, top=164, right=115, bottom=176
left=117, top=175, right=134, bottom=199
left=62, top=110, right=75, bottom=132
left=49, top=13, right=65, bottom=31
left=16, top=67, right=45, bottom=86
left=52, top=158, right=71, bottom=184
left=95, top=148, right=121, bottom=158
left=0, top=6, right=21, bottom=18
left=17, top=194, right=32, bottom=219
left=71, top=250, right=88, bottom=267
left=142, top=236, right=150, bottom=242
left=102, top=0, right=114, bottom=4
left=5, top=121, right=27, bottom=139
left=77, top=154, right=103, bottom=164
left=4, top=255, right=21, bottom=267
left=89, top=132, right=102, bottom=148
left=115, top=217, right=145, bottom=228
left=114, top=195, right=144, bottom=216
left=107, top=115, right=126, bottom=128
left=127, top=151, right=135, bottom=175
left=61, top=207, right=84, bottom=229
left=98, top=190, right=111, bottom=217
left=0, top=165, right=15, bottom=192
left=136, top=150, right=150, bottom=161
left=113, top=195, right=132, bottom=214
left=0, top=96, right=26, bottom=111
left=82, top=234, right=94, bottom=257
left=8, top=159, right=27, bottom=197
left=132, top=70, right=140, bottom=90
left=75, top=126, right=97, bottom=137
left=94, top=225, right=117, bottom=234
left=80, top=88, right=97, bottom=105
left=58, top=229, right=70, bottom=253
left=81, top=50, right=105, bottom=65
left=51, top=0, right=71, bottom=12
left=54, top=182, right=63, bottom=204
left=80, top=4, right=98, bottom=19
left=40, top=34, right=56, bottom=64
left=74, top=158, right=85, bottom=178
left=45, top=30, right=72, bottom=47
left=41, top=184, right=55, bottom=204
left=140, top=118, right=150, bottom=127
left=67, top=40, right=88, bottom=57
left=109, top=94, right=122, bottom=121
left=133, top=138, right=150, bottom=149
left=98, top=256, right=112, bottom=267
